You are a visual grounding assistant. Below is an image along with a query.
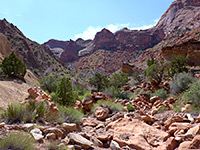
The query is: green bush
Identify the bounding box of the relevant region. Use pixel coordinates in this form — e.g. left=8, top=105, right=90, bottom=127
left=182, top=81, right=200, bottom=110
left=89, top=72, right=109, bottom=92
left=110, top=72, right=129, bottom=89
left=103, top=86, right=130, bottom=99
left=57, top=105, right=83, bottom=123
left=91, top=100, right=125, bottom=113
left=55, top=77, right=75, bottom=106
left=144, top=59, right=166, bottom=84
left=1, top=101, right=47, bottom=124
left=168, top=56, right=188, bottom=78
left=0, top=132, right=35, bottom=150
left=39, top=75, right=60, bottom=93
left=126, top=103, right=135, bottom=112
left=170, top=73, right=196, bottom=95
left=1, top=52, right=26, bottom=79
left=151, top=89, right=168, bottom=100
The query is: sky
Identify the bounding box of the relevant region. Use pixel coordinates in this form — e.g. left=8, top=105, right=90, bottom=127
left=0, top=0, right=174, bottom=44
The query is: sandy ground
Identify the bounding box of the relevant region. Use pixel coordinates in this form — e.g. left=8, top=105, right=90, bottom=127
left=0, top=70, right=38, bottom=109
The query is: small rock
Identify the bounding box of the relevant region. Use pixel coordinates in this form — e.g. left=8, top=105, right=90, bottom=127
left=67, top=145, right=75, bottom=150
left=164, top=115, right=184, bottom=130
left=94, top=107, right=109, bottom=121
left=61, top=123, right=77, bottom=132
left=168, top=122, right=191, bottom=135
left=0, top=122, right=5, bottom=128
left=150, top=96, right=160, bottom=103
left=178, top=135, right=200, bottom=150
left=110, top=140, right=120, bottom=150
left=166, top=137, right=178, bottom=150
left=68, top=133, right=93, bottom=149
left=90, top=136, right=103, bottom=147
left=22, top=123, right=36, bottom=131
left=30, top=128, right=44, bottom=142
left=186, top=124, right=200, bottom=135
left=95, top=123, right=104, bottom=129
left=186, top=113, right=194, bottom=123
left=44, top=127, right=63, bottom=138
left=46, top=133, right=56, bottom=140
left=97, top=134, right=113, bottom=142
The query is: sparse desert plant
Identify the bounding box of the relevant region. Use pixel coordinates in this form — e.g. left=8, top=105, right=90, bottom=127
left=182, top=81, right=200, bottom=111
left=57, top=104, right=83, bottom=123
left=151, top=89, right=168, bottom=100
left=170, top=72, right=196, bottom=95
left=126, top=103, right=135, bottom=112
left=1, top=101, right=47, bottom=124
left=91, top=100, right=125, bottom=113
left=47, top=141, right=66, bottom=150
left=39, top=75, right=60, bottom=93
left=0, top=132, right=35, bottom=150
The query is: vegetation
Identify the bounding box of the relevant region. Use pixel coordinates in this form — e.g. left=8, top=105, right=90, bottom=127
left=0, top=132, right=35, bottom=150
left=151, top=89, right=168, bottom=100
left=91, top=100, right=125, bottom=113
left=144, top=59, right=166, bottom=84
left=110, top=72, right=128, bottom=89
left=1, top=52, right=26, bottom=79
left=1, top=101, right=47, bottom=124
left=182, top=81, right=200, bottom=110
left=170, top=73, right=196, bottom=95
left=89, top=72, right=109, bottom=92
left=55, top=77, right=75, bottom=106
left=168, top=56, right=188, bottom=78
left=47, top=141, right=67, bottom=150
left=39, top=75, right=60, bottom=93
left=57, top=104, right=83, bottom=123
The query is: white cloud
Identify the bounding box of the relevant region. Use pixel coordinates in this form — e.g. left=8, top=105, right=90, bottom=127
left=131, top=18, right=159, bottom=30
left=74, top=23, right=129, bottom=40
left=73, top=19, right=160, bottom=40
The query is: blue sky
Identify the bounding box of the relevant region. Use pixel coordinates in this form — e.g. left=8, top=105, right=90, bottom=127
left=0, top=0, right=174, bottom=44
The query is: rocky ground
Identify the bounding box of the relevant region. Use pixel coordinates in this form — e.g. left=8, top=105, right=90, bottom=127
left=0, top=84, right=200, bottom=150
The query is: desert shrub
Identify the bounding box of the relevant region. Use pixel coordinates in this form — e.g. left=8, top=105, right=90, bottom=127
left=132, top=69, right=144, bottom=85
left=182, top=81, right=200, bottom=110
left=126, top=103, right=135, bottom=112
left=0, top=132, right=35, bottom=150
left=147, top=57, right=156, bottom=67
left=170, top=73, right=196, bottom=95
left=103, top=86, right=130, bottom=99
left=73, top=84, right=90, bottom=100
left=1, top=52, right=26, bottom=79
left=89, top=72, right=109, bottom=92
left=168, top=56, right=188, bottom=77
left=1, top=101, right=47, bottom=124
left=91, top=100, right=125, bottom=113
left=55, top=77, right=75, bottom=106
left=47, top=141, right=66, bottom=150
left=151, top=89, right=168, bottom=100
left=110, top=72, right=129, bottom=89
left=39, top=75, right=60, bottom=93
left=57, top=105, right=83, bottom=123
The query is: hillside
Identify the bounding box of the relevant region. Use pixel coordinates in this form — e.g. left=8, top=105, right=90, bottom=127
left=0, top=19, right=69, bottom=77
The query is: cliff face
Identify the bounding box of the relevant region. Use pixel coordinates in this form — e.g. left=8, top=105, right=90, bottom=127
left=44, top=0, right=200, bottom=75
left=0, top=19, right=68, bottom=77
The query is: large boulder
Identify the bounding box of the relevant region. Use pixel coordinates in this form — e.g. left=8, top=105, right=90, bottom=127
left=106, top=118, right=169, bottom=149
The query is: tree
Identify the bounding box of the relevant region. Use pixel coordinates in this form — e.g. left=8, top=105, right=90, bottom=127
left=144, top=59, right=166, bottom=84
left=89, top=72, right=109, bottom=92
left=168, top=56, right=188, bottom=78
left=55, top=77, right=75, bottom=106
left=1, top=52, right=26, bottom=79
left=110, top=72, right=128, bottom=89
